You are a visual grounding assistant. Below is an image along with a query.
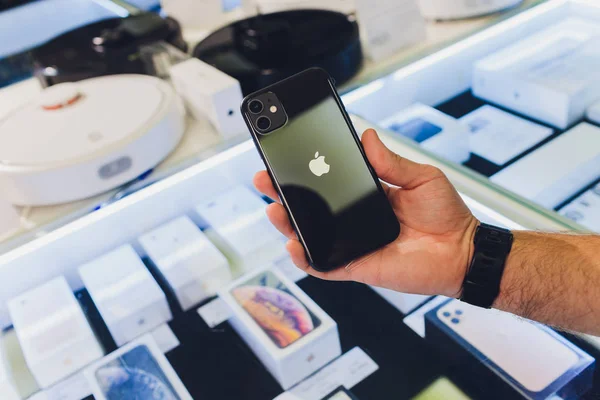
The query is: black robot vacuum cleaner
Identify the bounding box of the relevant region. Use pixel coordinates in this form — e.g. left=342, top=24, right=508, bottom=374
left=31, top=12, right=188, bottom=87
left=193, top=9, right=363, bottom=94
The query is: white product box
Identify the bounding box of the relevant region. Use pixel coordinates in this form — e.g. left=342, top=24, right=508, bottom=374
left=194, top=185, right=286, bottom=273
left=380, top=103, right=470, bottom=163
left=459, top=105, right=553, bottom=166
left=559, top=183, right=600, bottom=232
left=370, top=286, right=431, bottom=315
left=0, top=336, right=20, bottom=400
left=160, top=0, right=223, bottom=30
left=587, top=101, right=600, bottom=126
left=84, top=335, right=192, bottom=400
left=355, top=0, right=426, bottom=62
left=425, top=299, right=595, bottom=399
left=139, top=216, right=232, bottom=311
left=490, top=123, right=600, bottom=209
left=7, top=277, right=103, bottom=389
left=169, top=58, right=246, bottom=139
left=220, top=267, right=341, bottom=390
left=473, top=18, right=600, bottom=129
left=78, top=245, right=172, bottom=347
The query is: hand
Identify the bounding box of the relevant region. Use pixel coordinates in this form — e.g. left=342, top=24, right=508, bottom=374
left=254, top=129, right=479, bottom=297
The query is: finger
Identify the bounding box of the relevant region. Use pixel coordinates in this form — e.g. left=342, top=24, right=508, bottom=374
left=286, top=239, right=310, bottom=270
left=265, top=203, right=295, bottom=239
left=286, top=240, right=355, bottom=282
left=253, top=171, right=280, bottom=203
left=362, top=129, right=443, bottom=189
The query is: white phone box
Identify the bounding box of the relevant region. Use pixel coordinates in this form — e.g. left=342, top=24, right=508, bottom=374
left=0, top=336, right=20, bottom=400
left=84, top=334, right=192, bottom=400
left=169, top=58, right=246, bottom=139
left=7, top=277, right=103, bottom=389
left=219, top=267, right=341, bottom=390
left=473, top=18, right=600, bottom=129
left=425, top=299, right=595, bottom=399
left=139, top=216, right=232, bottom=311
left=195, top=186, right=287, bottom=273
left=380, top=103, right=470, bottom=164
left=587, top=100, right=600, bottom=126
left=160, top=0, right=223, bottom=30
left=558, top=183, right=600, bottom=232
left=78, top=245, right=172, bottom=347
left=459, top=105, right=553, bottom=166
left=490, top=123, right=600, bottom=209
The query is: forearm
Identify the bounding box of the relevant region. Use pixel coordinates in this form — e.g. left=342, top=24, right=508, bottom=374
left=493, top=231, right=600, bottom=335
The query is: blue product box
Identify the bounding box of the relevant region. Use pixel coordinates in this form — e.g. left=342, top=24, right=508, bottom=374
left=425, top=299, right=595, bottom=400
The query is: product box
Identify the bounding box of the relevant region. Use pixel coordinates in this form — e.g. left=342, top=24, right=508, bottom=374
left=84, top=334, right=192, bottom=400
left=380, top=104, right=470, bottom=164
left=424, top=299, right=595, bottom=400
left=139, top=216, right=232, bottom=311
left=558, top=182, right=600, bottom=232
left=7, top=276, right=104, bottom=388
left=490, top=123, right=600, bottom=209
left=220, top=267, right=341, bottom=390
left=587, top=100, right=600, bottom=126
left=0, top=336, right=20, bottom=400
left=459, top=105, right=553, bottom=166
left=78, top=245, right=172, bottom=347
left=169, top=58, right=246, bottom=139
left=195, top=185, right=287, bottom=273
left=473, top=18, right=600, bottom=129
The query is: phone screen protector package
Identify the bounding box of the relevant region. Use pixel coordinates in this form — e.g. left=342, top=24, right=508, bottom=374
left=424, top=299, right=594, bottom=400
left=473, top=17, right=600, bottom=129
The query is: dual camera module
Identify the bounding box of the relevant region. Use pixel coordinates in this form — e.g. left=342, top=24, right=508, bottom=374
left=245, top=92, right=287, bottom=135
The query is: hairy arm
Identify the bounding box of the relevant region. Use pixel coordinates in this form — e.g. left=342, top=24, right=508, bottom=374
left=493, top=231, right=600, bottom=336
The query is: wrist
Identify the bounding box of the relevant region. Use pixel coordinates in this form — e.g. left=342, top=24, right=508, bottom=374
left=447, top=217, right=479, bottom=298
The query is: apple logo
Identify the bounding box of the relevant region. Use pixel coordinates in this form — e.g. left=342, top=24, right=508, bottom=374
left=309, top=152, right=330, bottom=177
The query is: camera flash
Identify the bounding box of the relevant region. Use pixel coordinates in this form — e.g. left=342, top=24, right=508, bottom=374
left=270, top=105, right=278, bottom=113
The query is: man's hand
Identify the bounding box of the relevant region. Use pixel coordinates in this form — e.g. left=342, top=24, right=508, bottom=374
left=254, top=129, right=479, bottom=298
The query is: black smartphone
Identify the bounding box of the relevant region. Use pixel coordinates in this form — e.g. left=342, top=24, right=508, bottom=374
left=241, top=68, right=400, bottom=272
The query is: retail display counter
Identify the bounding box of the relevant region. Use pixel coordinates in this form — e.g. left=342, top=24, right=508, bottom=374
left=2, top=1, right=600, bottom=399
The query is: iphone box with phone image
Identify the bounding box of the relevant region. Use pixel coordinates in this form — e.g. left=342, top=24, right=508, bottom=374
left=472, top=18, right=600, bottom=129
left=78, top=245, right=173, bottom=347
left=7, top=276, right=104, bottom=388
left=195, top=185, right=287, bottom=273
left=424, top=299, right=594, bottom=399
left=139, top=216, right=232, bottom=311
left=219, top=267, right=341, bottom=389
left=380, top=104, right=470, bottom=164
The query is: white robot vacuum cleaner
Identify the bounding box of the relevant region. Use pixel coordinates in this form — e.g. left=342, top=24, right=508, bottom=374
left=0, top=74, right=185, bottom=206
left=418, top=0, right=523, bottom=20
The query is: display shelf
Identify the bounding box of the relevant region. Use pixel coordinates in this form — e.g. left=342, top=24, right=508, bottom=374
left=0, top=118, right=590, bottom=399
left=0, top=0, right=542, bottom=250
left=343, top=0, right=600, bottom=235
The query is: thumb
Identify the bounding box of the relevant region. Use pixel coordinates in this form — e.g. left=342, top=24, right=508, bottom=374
left=362, top=129, right=441, bottom=189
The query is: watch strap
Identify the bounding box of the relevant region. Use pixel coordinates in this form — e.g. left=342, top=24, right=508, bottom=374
left=460, top=223, right=513, bottom=309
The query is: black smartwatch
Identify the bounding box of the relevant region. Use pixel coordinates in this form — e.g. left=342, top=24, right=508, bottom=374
left=460, top=223, right=513, bottom=309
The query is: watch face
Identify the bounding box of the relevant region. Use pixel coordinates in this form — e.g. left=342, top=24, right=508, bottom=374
left=321, top=386, right=359, bottom=400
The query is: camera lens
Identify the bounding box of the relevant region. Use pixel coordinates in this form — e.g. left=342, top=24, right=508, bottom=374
left=248, top=100, right=263, bottom=114
left=256, top=116, right=271, bottom=131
